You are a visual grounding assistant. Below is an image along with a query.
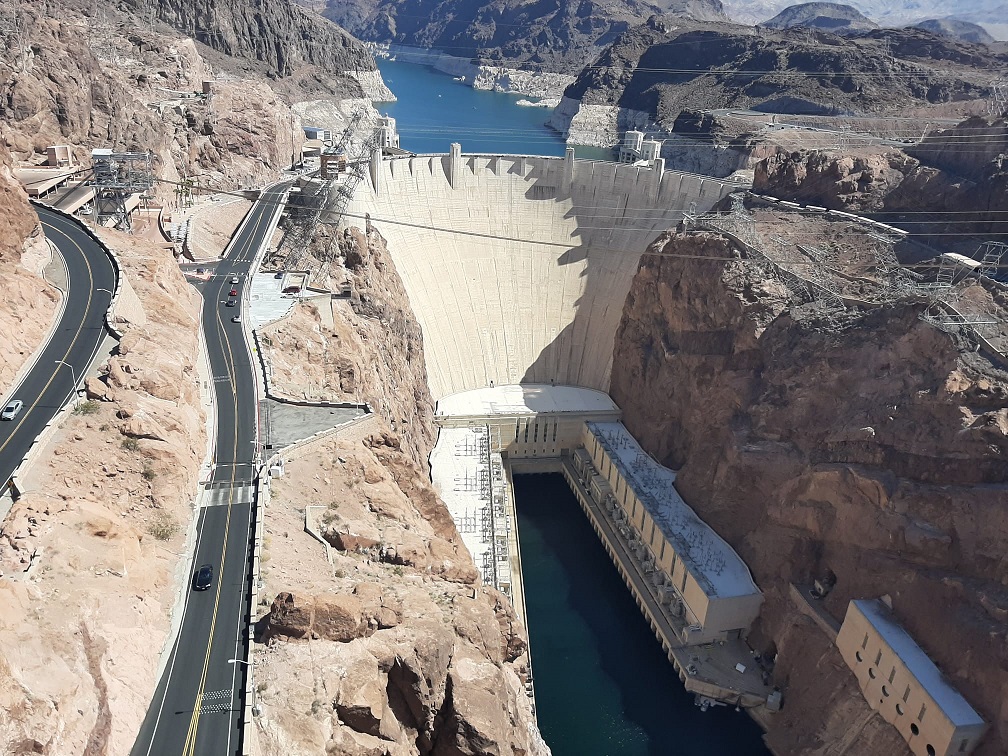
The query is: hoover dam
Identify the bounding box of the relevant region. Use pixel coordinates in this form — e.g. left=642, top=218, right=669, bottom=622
left=348, top=146, right=739, bottom=398
left=343, top=145, right=777, bottom=718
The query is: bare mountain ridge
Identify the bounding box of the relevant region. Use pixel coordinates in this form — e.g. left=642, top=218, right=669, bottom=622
left=563, top=20, right=1004, bottom=126
left=308, top=0, right=727, bottom=72
left=762, top=2, right=879, bottom=34
left=913, top=18, right=995, bottom=45
left=722, top=0, right=1006, bottom=28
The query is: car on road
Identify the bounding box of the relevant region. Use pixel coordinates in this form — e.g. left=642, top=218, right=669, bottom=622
left=196, top=267, right=206, bottom=274
left=193, top=564, right=213, bottom=591
left=231, top=315, right=242, bottom=323
left=230, top=275, right=239, bottom=284
left=229, top=288, right=238, bottom=297
left=226, top=298, right=237, bottom=307
left=1, top=399, right=23, bottom=420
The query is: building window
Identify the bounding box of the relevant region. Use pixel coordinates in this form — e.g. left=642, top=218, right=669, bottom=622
left=896, top=703, right=904, bottom=716
left=903, top=686, right=911, bottom=702
left=926, top=746, right=935, bottom=756
left=889, top=668, right=896, bottom=683
left=959, top=739, right=970, bottom=753
left=918, top=703, right=927, bottom=722
left=868, top=668, right=876, bottom=679
left=875, top=650, right=882, bottom=666
left=910, top=723, right=920, bottom=736
left=862, top=633, right=869, bottom=649
left=882, top=685, right=889, bottom=697
left=855, top=651, right=862, bottom=662
left=659, top=541, right=666, bottom=561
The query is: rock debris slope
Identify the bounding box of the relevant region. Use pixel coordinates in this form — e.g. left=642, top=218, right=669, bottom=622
left=253, top=227, right=548, bottom=755
left=609, top=214, right=1008, bottom=755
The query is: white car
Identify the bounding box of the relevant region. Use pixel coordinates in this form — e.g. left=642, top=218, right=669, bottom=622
left=230, top=275, right=239, bottom=284
left=1, top=399, right=23, bottom=420
left=231, top=315, right=242, bottom=323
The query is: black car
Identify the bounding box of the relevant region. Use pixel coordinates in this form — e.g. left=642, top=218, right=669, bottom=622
left=193, top=564, right=213, bottom=591
left=226, top=298, right=237, bottom=307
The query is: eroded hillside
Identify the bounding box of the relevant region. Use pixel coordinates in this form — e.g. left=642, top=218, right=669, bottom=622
left=609, top=213, right=1008, bottom=754
left=252, top=227, right=548, bottom=755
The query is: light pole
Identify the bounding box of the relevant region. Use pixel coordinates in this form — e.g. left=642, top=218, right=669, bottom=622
left=55, top=359, right=77, bottom=391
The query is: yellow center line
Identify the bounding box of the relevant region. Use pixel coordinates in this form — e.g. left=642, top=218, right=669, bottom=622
left=181, top=202, right=270, bottom=755
left=0, top=219, right=95, bottom=457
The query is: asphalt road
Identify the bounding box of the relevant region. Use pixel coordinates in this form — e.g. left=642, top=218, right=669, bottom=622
left=131, top=184, right=288, bottom=756
left=0, top=205, right=116, bottom=493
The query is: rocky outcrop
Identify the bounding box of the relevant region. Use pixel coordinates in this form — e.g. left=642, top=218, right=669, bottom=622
left=261, top=225, right=437, bottom=470
left=0, top=226, right=206, bottom=754
left=557, top=17, right=1000, bottom=135
left=123, top=0, right=375, bottom=82
left=753, top=116, right=1008, bottom=240
left=608, top=226, right=1008, bottom=754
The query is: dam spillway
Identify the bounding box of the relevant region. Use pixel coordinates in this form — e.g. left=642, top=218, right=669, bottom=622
left=347, top=146, right=740, bottom=399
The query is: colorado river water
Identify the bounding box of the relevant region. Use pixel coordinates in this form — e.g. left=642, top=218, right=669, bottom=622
left=376, top=58, right=610, bottom=159
left=514, top=475, right=770, bottom=756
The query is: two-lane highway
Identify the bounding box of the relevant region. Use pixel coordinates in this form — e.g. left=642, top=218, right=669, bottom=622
left=132, top=183, right=287, bottom=756
left=0, top=205, right=117, bottom=493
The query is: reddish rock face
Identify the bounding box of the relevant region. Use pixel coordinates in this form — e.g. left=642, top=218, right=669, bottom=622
left=609, top=228, right=1008, bottom=755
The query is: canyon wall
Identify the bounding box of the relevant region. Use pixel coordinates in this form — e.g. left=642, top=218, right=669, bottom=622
left=0, top=146, right=57, bottom=396
left=0, top=227, right=207, bottom=755
left=608, top=229, right=1008, bottom=754
left=252, top=227, right=548, bottom=755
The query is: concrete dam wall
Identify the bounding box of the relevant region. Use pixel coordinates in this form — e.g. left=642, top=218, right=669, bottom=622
left=346, top=148, right=739, bottom=400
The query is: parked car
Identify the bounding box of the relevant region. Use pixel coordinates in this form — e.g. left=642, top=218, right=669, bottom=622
left=193, top=564, right=213, bottom=591
left=1, top=399, right=23, bottom=420
left=226, top=298, right=237, bottom=307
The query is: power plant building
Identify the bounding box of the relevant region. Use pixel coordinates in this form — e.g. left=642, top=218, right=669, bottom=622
left=574, top=421, right=763, bottom=645
left=837, top=599, right=987, bottom=756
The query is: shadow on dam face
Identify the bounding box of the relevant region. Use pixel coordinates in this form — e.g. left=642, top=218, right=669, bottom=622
left=346, top=150, right=740, bottom=401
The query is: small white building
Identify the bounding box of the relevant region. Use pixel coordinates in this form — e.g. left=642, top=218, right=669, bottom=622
left=378, top=116, right=400, bottom=151
left=302, top=125, right=332, bottom=142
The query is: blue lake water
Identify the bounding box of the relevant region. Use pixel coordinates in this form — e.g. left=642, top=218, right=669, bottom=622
left=515, top=474, right=770, bottom=756
left=376, top=58, right=611, bottom=159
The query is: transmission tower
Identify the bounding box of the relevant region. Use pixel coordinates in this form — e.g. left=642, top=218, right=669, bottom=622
left=91, top=150, right=154, bottom=231
left=987, top=81, right=1006, bottom=117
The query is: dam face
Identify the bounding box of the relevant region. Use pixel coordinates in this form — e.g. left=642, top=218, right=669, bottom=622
left=348, top=148, right=739, bottom=399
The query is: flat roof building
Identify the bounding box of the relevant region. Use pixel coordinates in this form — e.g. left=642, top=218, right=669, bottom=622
left=837, top=599, right=986, bottom=756
left=577, top=421, right=762, bottom=645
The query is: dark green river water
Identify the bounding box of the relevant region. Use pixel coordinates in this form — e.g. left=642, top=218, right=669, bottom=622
left=514, top=474, right=770, bottom=756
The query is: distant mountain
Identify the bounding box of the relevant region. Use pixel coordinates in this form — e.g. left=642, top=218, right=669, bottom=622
left=723, top=0, right=1005, bottom=28
left=913, top=18, right=995, bottom=44
left=308, top=0, right=729, bottom=71
left=762, top=2, right=878, bottom=34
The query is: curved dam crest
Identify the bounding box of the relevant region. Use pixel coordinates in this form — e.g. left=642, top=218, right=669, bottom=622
left=347, top=148, right=740, bottom=399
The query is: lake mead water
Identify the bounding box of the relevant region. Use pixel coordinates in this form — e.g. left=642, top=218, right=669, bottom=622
left=514, top=474, right=770, bottom=756
left=376, top=58, right=610, bottom=159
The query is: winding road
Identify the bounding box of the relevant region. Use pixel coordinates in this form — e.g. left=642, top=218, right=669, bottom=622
left=0, top=205, right=117, bottom=495
left=131, top=183, right=287, bottom=756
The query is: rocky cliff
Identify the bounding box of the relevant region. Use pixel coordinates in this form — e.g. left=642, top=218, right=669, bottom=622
left=608, top=220, right=1008, bottom=754
left=123, top=0, right=374, bottom=84
left=550, top=18, right=1003, bottom=146
left=317, top=0, right=726, bottom=73
left=753, top=115, right=1008, bottom=241
left=0, top=226, right=207, bottom=755
left=252, top=226, right=548, bottom=754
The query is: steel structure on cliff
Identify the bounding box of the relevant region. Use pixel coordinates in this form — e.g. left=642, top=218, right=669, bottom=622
left=91, top=149, right=154, bottom=232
